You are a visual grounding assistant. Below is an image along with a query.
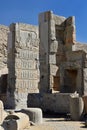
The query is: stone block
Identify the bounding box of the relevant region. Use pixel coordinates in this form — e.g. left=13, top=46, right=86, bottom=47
left=72, top=43, right=87, bottom=53
left=42, top=93, right=70, bottom=113
left=66, top=51, right=84, bottom=61
left=64, top=25, right=76, bottom=44
left=0, top=101, right=7, bottom=125
left=53, top=15, right=66, bottom=25
left=66, top=16, right=75, bottom=26
left=70, top=95, right=84, bottom=121
left=49, top=54, right=56, bottom=64
left=50, top=40, right=58, bottom=53
left=3, top=112, right=30, bottom=130
left=50, top=65, right=59, bottom=76
left=21, top=108, right=43, bottom=124
left=56, top=53, right=66, bottom=65
left=27, top=94, right=41, bottom=108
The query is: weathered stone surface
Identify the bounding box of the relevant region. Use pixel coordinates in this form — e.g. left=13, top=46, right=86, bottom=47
left=72, top=42, right=87, bottom=53
left=82, top=95, right=87, bottom=114
left=66, top=51, right=86, bottom=62
left=42, top=93, right=70, bottom=113
left=83, top=68, right=87, bottom=95
left=7, top=23, right=39, bottom=109
left=0, top=25, right=9, bottom=103
left=21, top=108, right=43, bottom=124
left=50, top=65, right=59, bottom=76
left=49, top=54, right=56, bottom=64
left=0, top=100, right=4, bottom=125
left=15, top=59, right=37, bottom=69
left=15, top=80, right=39, bottom=93
left=27, top=93, right=70, bottom=113
left=50, top=40, right=58, bottom=53
left=0, top=25, right=9, bottom=60
left=3, top=112, right=30, bottom=130
left=53, top=15, right=66, bottom=25
left=64, top=25, right=76, bottom=44
left=39, top=11, right=86, bottom=95
left=15, top=70, right=38, bottom=79
left=64, top=16, right=76, bottom=45
left=0, top=100, right=7, bottom=125
left=66, top=16, right=75, bottom=26
left=70, top=95, right=84, bottom=121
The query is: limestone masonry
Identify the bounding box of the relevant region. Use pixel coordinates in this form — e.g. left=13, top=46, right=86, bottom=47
left=0, top=11, right=87, bottom=113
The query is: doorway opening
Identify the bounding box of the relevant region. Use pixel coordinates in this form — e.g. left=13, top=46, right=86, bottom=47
left=0, top=74, right=8, bottom=94
left=64, top=69, right=77, bottom=93
left=53, top=76, right=60, bottom=91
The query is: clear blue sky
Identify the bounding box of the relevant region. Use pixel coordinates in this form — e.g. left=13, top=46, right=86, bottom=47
left=0, top=0, right=87, bottom=43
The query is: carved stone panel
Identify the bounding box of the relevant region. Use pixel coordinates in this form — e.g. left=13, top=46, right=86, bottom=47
left=8, top=23, right=39, bottom=108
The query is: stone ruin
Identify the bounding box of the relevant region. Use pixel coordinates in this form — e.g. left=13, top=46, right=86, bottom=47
left=0, top=100, right=42, bottom=130
left=0, top=11, right=87, bottom=114
left=0, top=25, right=8, bottom=103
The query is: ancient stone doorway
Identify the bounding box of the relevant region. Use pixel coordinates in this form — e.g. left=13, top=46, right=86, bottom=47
left=64, top=69, right=77, bottom=93
left=53, top=76, right=60, bottom=91
left=55, top=25, right=64, bottom=41
left=0, top=74, right=8, bottom=106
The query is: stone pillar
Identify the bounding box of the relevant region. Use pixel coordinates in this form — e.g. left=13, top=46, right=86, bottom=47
left=7, top=23, right=39, bottom=109
left=39, top=11, right=50, bottom=93
left=70, top=95, right=84, bottom=121
left=39, top=11, right=66, bottom=93
left=64, top=16, right=76, bottom=45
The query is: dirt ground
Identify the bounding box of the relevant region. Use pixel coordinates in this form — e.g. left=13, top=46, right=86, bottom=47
left=24, top=114, right=87, bottom=130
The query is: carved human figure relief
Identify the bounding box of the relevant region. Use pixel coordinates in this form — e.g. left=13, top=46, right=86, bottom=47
left=26, top=33, right=32, bottom=47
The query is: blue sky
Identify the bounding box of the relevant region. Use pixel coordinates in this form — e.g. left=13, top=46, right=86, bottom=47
left=0, top=0, right=87, bottom=43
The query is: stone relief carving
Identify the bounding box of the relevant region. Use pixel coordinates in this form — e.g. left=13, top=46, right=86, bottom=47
left=17, top=30, right=39, bottom=48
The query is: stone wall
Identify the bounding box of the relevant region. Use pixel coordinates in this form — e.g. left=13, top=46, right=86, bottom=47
left=39, top=11, right=65, bottom=93
left=0, top=25, right=9, bottom=71
left=7, top=23, right=39, bottom=109
left=0, top=25, right=9, bottom=105
left=39, top=11, right=77, bottom=93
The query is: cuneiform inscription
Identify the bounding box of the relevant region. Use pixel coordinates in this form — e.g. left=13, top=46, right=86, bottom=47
left=15, top=59, right=36, bottom=69
left=16, top=30, right=39, bottom=48
left=16, top=69, right=38, bottom=79
left=16, top=49, right=39, bottom=60
left=16, top=80, right=38, bottom=90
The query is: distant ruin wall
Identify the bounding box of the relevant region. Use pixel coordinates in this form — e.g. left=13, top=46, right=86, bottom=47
left=0, top=25, right=9, bottom=104
left=0, top=25, right=9, bottom=72
left=7, top=23, right=39, bottom=109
